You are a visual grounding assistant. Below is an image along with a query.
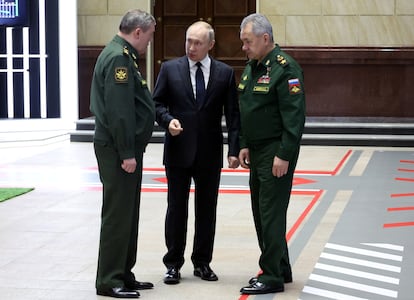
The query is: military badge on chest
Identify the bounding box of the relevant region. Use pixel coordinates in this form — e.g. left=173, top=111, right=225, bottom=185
left=257, top=61, right=271, bottom=84
left=257, top=66, right=271, bottom=84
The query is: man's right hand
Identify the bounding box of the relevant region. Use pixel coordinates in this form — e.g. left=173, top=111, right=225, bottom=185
left=168, top=119, right=183, bottom=136
left=121, top=158, right=137, bottom=173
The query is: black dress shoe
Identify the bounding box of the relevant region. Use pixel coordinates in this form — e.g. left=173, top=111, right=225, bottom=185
left=249, top=274, right=292, bottom=284
left=96, top=287, right=140, bottom=298
left=164, top=267, right=181, bottom=284
left=240, top=281, right=284, bottom=295
left=193, top=265, right=218, bottom=281
left=125, top=280, right=154, bottom=290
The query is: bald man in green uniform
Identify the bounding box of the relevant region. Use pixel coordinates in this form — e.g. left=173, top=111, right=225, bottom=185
left=90, top=9, right=156, bottom=299
left=238, top=13, right=306, bottom=295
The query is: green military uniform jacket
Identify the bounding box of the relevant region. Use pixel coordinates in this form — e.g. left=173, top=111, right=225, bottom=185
left=237, top=44, right=306, bottom=161
left=90, top=35, right=155, bottom=159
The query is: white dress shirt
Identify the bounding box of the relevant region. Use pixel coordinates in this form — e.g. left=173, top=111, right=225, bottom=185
left=188, top=56, right=211, bottom=99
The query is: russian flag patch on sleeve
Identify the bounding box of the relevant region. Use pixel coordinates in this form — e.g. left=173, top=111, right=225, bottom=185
left=288, top=78, right=302, bottom=95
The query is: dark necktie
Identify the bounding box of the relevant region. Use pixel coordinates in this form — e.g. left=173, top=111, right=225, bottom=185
left=195, top=62, right=206, bottom=104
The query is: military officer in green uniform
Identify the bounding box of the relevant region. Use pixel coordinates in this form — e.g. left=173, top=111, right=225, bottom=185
left=237, top=13, right=306, bottom=295
left=90, top=9, right=156, bottom=299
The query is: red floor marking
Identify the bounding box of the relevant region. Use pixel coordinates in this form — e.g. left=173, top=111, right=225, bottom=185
left=292, top=150, right=353, bottom=176
left=286, top=190, right=324, bottom=241
left=395, top=177, right=414, bottom=182
left=388, top=206, right=414, bottom=211
left=87, top=149, right=352, bottom=300
left=153, top=177, right=167, bottom=183
left=391, top=193, right=414, bottom=198
left=237, top=189, right=323, bottom=300
left=384, top=222, right=414, bottom=228
left=330, top=149, right=352, bottom=175
left=398, top=168, right=414, bottom=172
left=400, top=160, right=414, bottom=164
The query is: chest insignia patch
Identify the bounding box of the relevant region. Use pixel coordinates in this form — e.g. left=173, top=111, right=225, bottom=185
left=115, top=67, right=128, bottom=82
left=253, top=86, right=269, bottom=92
left=288, top=78, right=301, bottom=94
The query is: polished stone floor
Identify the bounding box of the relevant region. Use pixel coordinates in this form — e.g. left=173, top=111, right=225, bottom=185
left=0, top=135, right=413, bottom=300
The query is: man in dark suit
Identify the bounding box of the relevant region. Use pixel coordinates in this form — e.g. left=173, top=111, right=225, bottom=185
left=153, top=21, right=240, bottom=285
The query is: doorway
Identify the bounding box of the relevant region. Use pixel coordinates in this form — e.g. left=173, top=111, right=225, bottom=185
left=153, top=0, right=256, bottom=83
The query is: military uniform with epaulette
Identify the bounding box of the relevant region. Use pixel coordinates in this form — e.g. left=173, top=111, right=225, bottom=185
left=238, top=44, right=306, bottom=287
left=90, top=35, right=155, bottom=291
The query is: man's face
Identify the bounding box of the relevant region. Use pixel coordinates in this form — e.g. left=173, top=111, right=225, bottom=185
left=185, top=25, right=214, bottom=62
left=240, top=22, right=267, bottom=61
left=134, top=23, right=156, bottom=55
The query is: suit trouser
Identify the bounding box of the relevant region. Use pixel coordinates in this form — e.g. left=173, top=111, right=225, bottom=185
left=249, top=140, right=299, bottom=286
left=94, top=143, right=143, bottom=290
left=163, top=165, right=221, bottom=269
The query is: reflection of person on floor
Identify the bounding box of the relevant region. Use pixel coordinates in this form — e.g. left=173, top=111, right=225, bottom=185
left=237, top=13, right=306, bottom=295
left=153, top=21, right=240, bottom=285
left=89, top=9, right=156, bottom=299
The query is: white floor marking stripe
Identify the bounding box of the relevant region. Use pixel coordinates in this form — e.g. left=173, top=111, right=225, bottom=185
left=361, top=243, right=404, bottom=252
left=325, top=243, right=402, bottom=261
left=321, top=253, right=401, bottom=272
left=315, top=263, right=400, bottom=284
left=309, top=274, right=398, bottom=298
left=303, top=286, right=369, bottom=300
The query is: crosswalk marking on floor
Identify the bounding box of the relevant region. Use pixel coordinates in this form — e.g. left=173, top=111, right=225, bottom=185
left=301, top=242, right=404, bottom=299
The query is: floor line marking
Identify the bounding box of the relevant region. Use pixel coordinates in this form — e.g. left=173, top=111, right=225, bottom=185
left=309, top=274, right=398, bottom=298
left=397, top=168, right=414, bottom=172
left=286, top=190, right=323, bottom=241
left=361, top=243, right=404, bottom=252
left=314, top=263, right=400, bottom=284
left=350, top=149, right=373, bottom=176
left=384, top=222, right=414, bottom=228
left=395, top=177, right=414, bottom=182
left=320, top=253, right=401, bottom=272
left=302, top=286, right=368, bottom=300
left=400, top=160, right=414, bottom=164
left=390, top=193, right=414, bottom=198
left=289, top=190, right=353, bottom=300
left=387, top=206, right=414, bottom=211
left=325, top=243, right=403, bottom=261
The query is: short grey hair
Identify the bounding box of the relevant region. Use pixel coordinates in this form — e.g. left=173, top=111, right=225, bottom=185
left=240, top=13, right=274, bottom=43
left=119, top=9, right=156, bottom=34
left=187, top=21, right=215, bottom=42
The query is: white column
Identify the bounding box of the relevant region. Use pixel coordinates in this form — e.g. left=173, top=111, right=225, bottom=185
left=38, top=0, right=47, bottom=118
left=58, top=0, right=78, bottom=127
left=6, top=27, right=14, bottom=118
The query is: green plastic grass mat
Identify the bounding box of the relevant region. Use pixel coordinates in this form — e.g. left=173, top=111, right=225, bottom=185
left=0, top=188, right=34, bottom=203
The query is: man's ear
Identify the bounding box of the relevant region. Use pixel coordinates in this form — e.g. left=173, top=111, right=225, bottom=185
left=209, top=39, right=215, bottom=50
left=263, top=33, right=270, bottom=44
left=134, top=27, right=142, bottom=39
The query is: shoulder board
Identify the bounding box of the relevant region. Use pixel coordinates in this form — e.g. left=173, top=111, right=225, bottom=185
left=276, top=54, right=289, bottom=67
left=123, top=46, right=129, bottom=56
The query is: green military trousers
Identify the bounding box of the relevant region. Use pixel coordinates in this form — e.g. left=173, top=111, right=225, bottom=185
left=94, top=142, right=144, bottom=290
left=248, top=140, right=299, bottom=287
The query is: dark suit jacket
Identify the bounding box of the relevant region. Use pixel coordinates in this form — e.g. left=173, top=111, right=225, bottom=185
left=153, top=56, right=240, bottom=168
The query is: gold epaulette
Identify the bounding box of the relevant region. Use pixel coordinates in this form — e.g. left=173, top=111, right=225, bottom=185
left=276, top=54, right=289, bottom=67
left=123, top=46, right=129, bottom=56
